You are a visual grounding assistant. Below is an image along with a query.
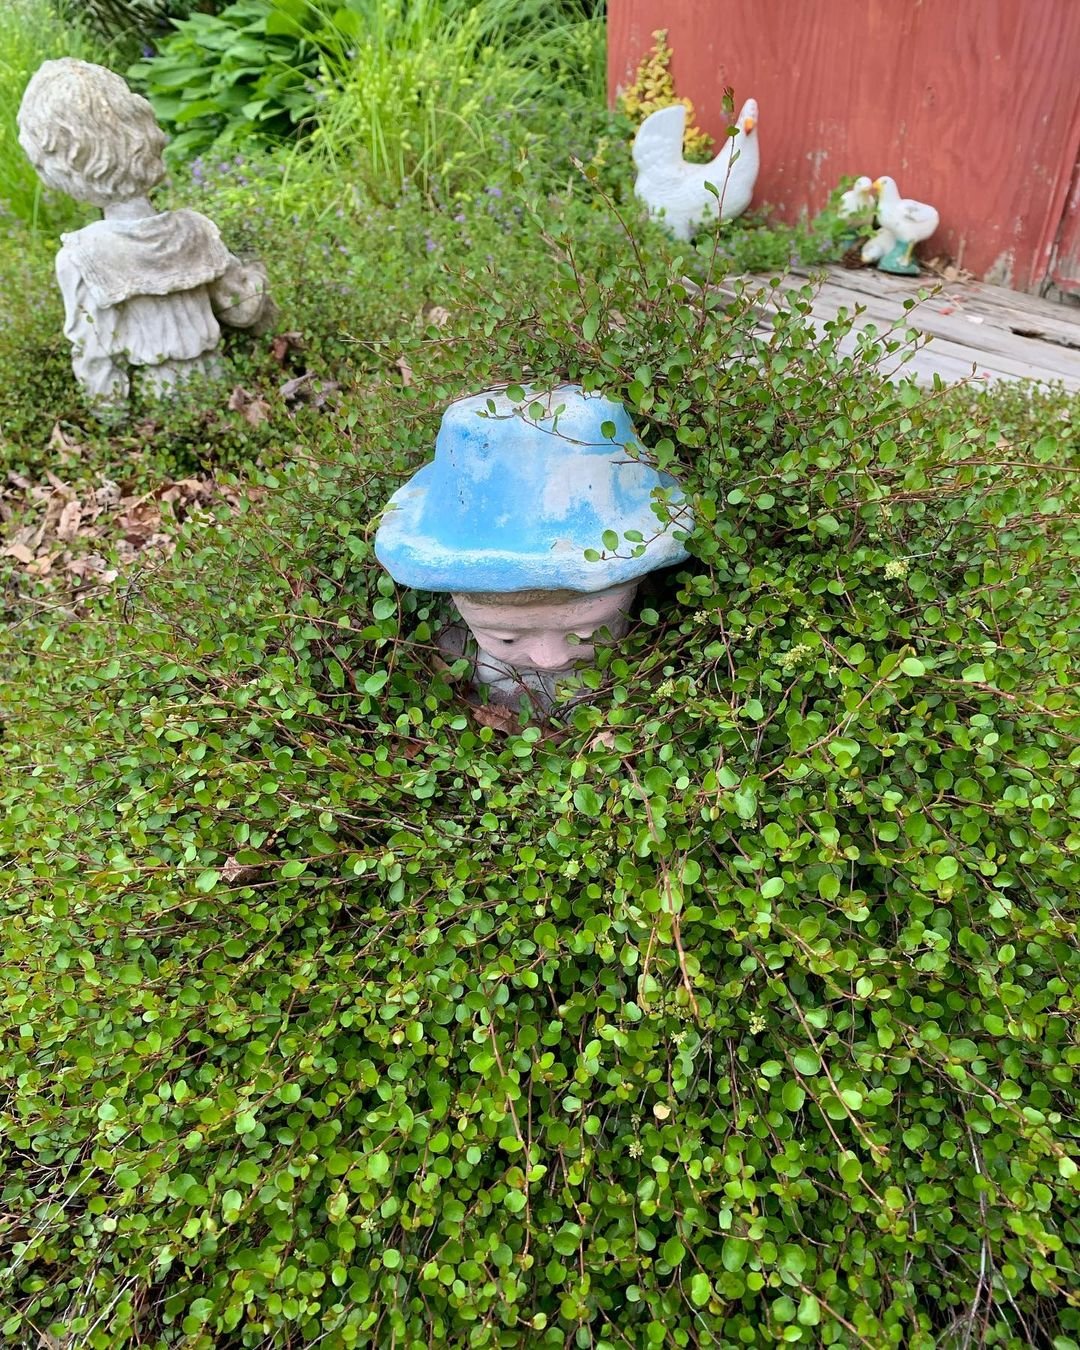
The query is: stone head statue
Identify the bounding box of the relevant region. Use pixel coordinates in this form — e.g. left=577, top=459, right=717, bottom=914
left=18, top=58, right=167, bottom=208
left=375, top=384, right=693, bottom=707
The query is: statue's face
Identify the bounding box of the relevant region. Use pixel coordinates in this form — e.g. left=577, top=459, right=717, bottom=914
left=454, top=584, right=636, bottom=673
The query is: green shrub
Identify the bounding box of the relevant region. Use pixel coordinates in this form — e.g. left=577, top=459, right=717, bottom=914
left=1, top=175, right=1079, bottom=1348
left=306, top=0, right=605, bottom=204
left=55, top=0, right=225, bottom=41
left=130, top=0, right=607, bottom=201
left=126, top=0, right=327, bottom=159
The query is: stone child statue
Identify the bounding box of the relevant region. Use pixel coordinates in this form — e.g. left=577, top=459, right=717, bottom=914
left=17, top=58, right=274, bottom=406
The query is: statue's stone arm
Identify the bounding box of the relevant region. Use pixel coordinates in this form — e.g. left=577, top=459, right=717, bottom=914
left=208, top=256, right=275, bottom=333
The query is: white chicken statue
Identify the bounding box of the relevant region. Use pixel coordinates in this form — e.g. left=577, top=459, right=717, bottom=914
left=871, top=176, right=940, bottom=275
left=632, top=98, right=759, bottom=241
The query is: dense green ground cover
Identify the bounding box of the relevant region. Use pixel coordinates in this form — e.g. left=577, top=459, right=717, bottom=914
left=1, top=4, right=1079, bottom=1347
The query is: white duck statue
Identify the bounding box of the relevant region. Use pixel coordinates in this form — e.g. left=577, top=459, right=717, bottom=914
left=871, top=176, right=940, bottom=275
left=835, top=174, right=876, bottom=251
left=860, top=227, right=896, bottom=265
left=632, top=98, right=759, bottom=241
left=838, top=175, right=875, bottom=221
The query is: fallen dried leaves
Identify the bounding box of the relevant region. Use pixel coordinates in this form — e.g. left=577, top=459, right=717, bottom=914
left=227, top=385, right=272, bottom=427
left=1, top=468, right=261, bottom=604
left=471, top=703, right=522, bottom=735
left=269, top=330, right=305, bottom=366
left=924, top=256, right=976, bottom=285
left=278, top=371, right=340, bottom=409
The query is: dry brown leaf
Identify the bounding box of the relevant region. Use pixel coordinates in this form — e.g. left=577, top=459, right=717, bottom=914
left=44, top=469, right=75, bottom=497
left=2, top=542, right=34, bottom=565
left=117, top=500, right=163, bottom=545
left=244, top=398, right=271, bottom=427
left=65, top=554, right=117, bottom=584
left=227, top=385, right=272, bottom=427
left=279, top=372, right=314, bottom=402
left=924, top=255, right=975, bottom=285
left=270, top=331, right=304, bottom=365
left=472, top=703, right=521, bottom=735
left=279, top=372, right=340, bottom=410
left=48, top=422, right=84, bottom=461
left=55, top=499, right=83, bottom=541
left=221, top=855, right=262, bottom=884
left=395, top=355, right=414, bottom=387
left=309, top=379, right=340, bottom=410
left=421, top=302, right=451, bottom=329
left=27, top=552, right=57, bottom=577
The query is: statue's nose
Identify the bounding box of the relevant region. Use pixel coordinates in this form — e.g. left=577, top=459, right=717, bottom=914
left=521, top=635, right=591, bottom=671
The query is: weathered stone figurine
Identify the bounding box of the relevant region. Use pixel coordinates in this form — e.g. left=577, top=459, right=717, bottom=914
left=18, top=58, right=273, bottom=406
left=374, top=385, right=692, bottom=708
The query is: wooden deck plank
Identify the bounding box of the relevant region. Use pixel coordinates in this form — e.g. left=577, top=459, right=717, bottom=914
left=724, top=265, right=1080, bottom=391
left=799, top=287, right=1080, bottom=387
left=791, top=265, right=1080, bottom=350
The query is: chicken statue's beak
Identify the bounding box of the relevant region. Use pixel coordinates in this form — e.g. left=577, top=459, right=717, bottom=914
left=871, top=177, right=884, bottom=191
left=742, top=116, right=756, bottom=133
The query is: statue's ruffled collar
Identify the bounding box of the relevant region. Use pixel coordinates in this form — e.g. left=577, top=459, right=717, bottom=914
left=60, top=209, right=231, bottom=308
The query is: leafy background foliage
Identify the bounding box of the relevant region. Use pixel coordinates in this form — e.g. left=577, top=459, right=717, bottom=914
left=1, top=3, right=1079, bottom=1347
left=128, top=0, right=607, bottom=201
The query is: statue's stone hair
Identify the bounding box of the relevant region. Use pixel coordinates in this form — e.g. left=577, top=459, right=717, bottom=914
left=17, top=58, right=167, bottom=207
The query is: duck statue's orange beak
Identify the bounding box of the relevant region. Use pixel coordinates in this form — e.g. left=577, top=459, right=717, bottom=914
left=742, top=116, right=756, bottom=133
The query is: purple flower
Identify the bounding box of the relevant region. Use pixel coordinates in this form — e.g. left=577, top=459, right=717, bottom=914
left=485, top=186, right=503, bottom=198
left=453, top=212, right=466, bottom=223
left=424, top=234, right=438, bottom=253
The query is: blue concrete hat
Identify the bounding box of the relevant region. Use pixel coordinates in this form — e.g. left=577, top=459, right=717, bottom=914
left=374, top=384, right=690, bottom=594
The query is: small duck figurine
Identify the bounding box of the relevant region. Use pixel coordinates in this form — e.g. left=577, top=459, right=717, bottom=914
left=835, top=173, right=877, bottom=251
left=633, top=98, right=760, bottom=241
left=838, top=175, right=875, bottom=221
left=871, top=176, right=940, bottom=275
left=860, top=227, right=896, bottom=265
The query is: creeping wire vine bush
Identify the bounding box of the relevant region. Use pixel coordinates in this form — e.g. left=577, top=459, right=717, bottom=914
left=0, top=180, right=1078, bottom=1349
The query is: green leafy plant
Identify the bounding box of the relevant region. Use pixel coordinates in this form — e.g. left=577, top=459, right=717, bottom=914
left=130, top=0, right=607, bottom=197
left=127, top=0, right=329, bottom=159
left=54, top=0, right=224, bottom=40
left=1, top=154, right=1079, bottom=1348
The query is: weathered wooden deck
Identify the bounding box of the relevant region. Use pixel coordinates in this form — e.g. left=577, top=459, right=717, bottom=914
left=734, top=264, right=1080, bottom=393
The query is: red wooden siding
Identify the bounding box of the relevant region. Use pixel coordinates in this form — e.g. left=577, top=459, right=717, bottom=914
left=1050, top=158, right=1080, bottom=293
left=608, top=0, right=1080, bottom=293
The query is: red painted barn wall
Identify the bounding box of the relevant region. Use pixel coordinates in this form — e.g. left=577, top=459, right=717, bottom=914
left=607, top=0, right=1080, bottom=293
left=1050, top=159, right=1080, bottom=293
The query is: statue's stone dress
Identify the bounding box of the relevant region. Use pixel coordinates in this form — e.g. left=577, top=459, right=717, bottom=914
left=55, top=207, right=268, bottom=403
